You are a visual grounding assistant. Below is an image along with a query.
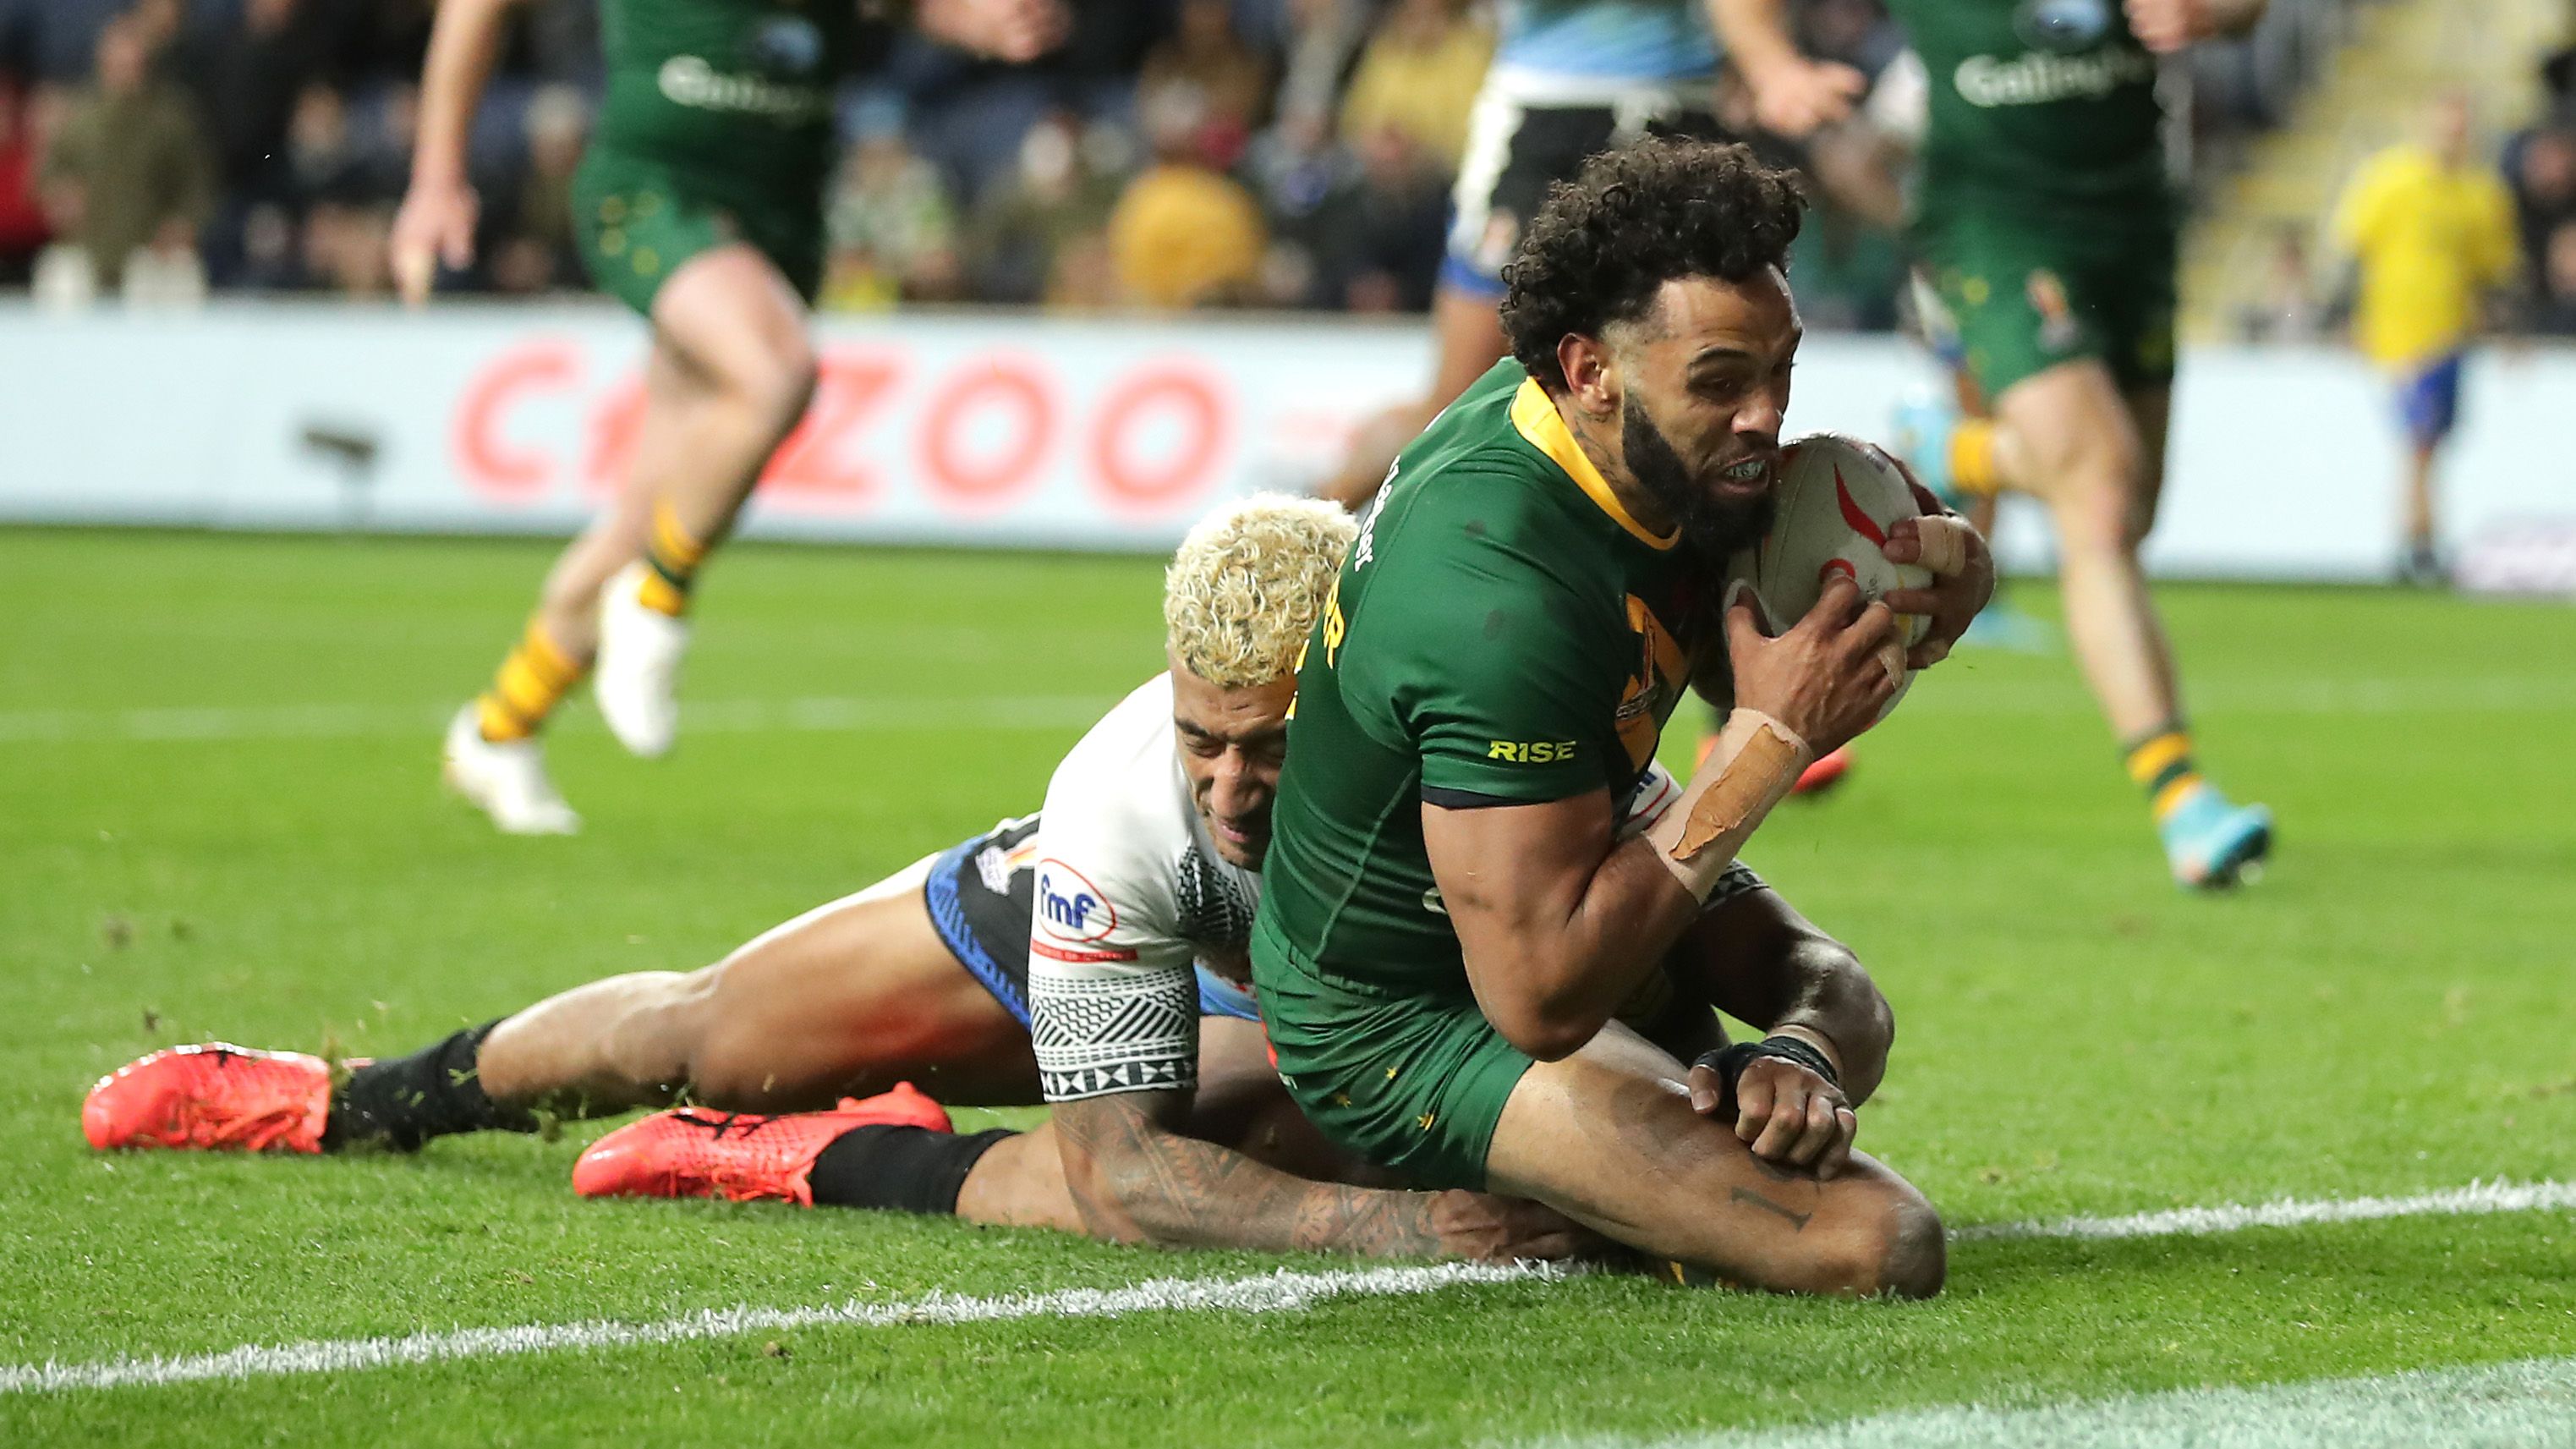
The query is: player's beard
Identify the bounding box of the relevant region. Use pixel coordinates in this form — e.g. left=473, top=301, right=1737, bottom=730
left=1620, top=393, right=1773, bottom=562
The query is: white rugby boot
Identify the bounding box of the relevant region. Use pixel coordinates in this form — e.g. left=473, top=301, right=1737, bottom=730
left=595, top=562, right=688, bottom=759
left=442, top=705, right=580, bottom=836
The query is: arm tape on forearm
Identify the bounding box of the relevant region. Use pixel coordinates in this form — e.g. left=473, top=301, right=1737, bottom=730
left=1642, top=708, right=1811, bottom=900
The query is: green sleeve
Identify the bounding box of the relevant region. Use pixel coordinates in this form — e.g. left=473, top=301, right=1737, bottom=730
left=1341, top=502, right=1615, bottom=807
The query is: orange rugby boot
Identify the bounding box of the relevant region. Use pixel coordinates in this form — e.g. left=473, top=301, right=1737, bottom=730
left=82, top=1042, right=332, bottom=1153
left=572, top=1083, right=954, bottom=1205
left=1791, top=745, right=1854, bottom=796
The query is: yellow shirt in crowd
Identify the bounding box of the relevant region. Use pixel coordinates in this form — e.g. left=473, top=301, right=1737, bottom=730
left=2331, top=144, right=2518, bottom=370
left=1339, top=19, right=1495, bottom=172
left=1109, top=163, right=1268, bottom=309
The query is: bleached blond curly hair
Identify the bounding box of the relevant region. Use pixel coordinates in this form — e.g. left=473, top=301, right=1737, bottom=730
left=1164, top=493, right=1357, bottom=688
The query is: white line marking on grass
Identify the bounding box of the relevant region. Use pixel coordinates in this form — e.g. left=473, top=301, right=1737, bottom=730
left=0, top=694, right=1112, bottom=744
left=1955, top=1177, right=2576, bottom=1243
left=10, top=1179, right=2571, bottom=1397
left=1898, top=674, right=2576, bottom=718
left=4, top=672, right=2570, bottom=745
left=0, top=1262, right=1555, bottom=1395
left=1537, top=1353, right=2576, bottom=1449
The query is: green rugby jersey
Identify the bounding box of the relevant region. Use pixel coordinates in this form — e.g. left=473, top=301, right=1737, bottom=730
left=595, top=0, right=858, bottom=189
left=1254, top=361, right=1712, bottom=991
left=1890, top=0, right=2167, bottom=215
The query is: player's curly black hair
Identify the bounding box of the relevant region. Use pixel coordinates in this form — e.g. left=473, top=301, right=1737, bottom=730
left=1502, top=139, right=1807, bottom=393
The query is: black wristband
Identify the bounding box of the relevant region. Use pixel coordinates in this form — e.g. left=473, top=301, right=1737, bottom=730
left=1692, top=1035, right=1840, bottom=1105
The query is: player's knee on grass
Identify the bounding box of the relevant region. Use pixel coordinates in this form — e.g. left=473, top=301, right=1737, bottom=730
left=1686, top=1155, right=1944, bottom=1300
left=1797, top=1169, right=1945, bottom=1300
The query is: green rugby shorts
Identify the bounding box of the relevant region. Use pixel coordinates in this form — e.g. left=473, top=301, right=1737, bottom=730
left=571, top=147, right=823, bottom=317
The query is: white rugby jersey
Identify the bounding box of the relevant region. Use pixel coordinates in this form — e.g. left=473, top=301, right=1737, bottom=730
left=1027, top=673, right=1681, bottom=1105
left=1028, top=675, right=1259, bottom=1101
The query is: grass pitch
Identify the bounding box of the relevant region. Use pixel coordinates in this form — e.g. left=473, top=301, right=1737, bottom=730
left=4, top=529, right=2573, bottom=1446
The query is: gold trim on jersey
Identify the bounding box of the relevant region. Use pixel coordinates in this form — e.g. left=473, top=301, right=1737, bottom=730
left=1617, top=595, right=1688, bottom=770
left=1509, top=379, right=1680, bottom=552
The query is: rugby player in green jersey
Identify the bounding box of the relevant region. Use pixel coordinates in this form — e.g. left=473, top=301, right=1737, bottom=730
left=1716, top=0, right=2276, bottom=888
left=1251, top=140, right=1993, bottom=1295
left=395, top=0, right=1063, bottom=835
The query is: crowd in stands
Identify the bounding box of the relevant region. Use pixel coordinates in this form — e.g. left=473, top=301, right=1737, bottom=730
left=2240, top=47, right=2576, bottom=344
left=0, top=0, right=1919, bottom=317
left=8, top=0, right=2571, bottom=336
left=2505, top=45, right=2576, bottom=334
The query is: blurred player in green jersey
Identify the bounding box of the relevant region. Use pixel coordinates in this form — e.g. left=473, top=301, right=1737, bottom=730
left=1716, top=0, right=2275, bottom=888
left=395, top=0, right=1062, bottom=834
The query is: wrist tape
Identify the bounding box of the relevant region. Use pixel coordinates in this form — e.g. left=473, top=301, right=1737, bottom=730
left=1643, top=708, right=1812, bottom=900
left=1692, top=1035, right=1842, bottom=1114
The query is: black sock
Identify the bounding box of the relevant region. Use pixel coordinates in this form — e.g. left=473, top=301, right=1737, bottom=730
left=807, top=1126, right=1015, bottom=1215
left=322, top=1019, right=536, bottom=1152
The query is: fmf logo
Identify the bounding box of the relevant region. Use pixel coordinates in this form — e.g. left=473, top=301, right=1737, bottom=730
left=1034, top=860, right=1117, bottom=942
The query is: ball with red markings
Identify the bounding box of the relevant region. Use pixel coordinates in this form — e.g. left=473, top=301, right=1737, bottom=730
left=1725, top=433, right=1932, bottom=719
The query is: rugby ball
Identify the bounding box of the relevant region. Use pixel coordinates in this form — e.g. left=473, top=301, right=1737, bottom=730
left=1725, top=433, right=1932, bottom=717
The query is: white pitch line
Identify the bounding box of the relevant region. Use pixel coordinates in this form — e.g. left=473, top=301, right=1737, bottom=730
left=1954, top=1177, right=2576, bottom=1243
left=0, top=694, right=1112, bottom=744
left=1895, top=673, right=2576, bottom=718
left=0, top=1261, right=1556, bottom=1396
left=1, top=674, right=2568, bottom=746
left=1541, top=1354, right=2576, bottom=1449
left=8, top=1178, right=2573, bottom=1397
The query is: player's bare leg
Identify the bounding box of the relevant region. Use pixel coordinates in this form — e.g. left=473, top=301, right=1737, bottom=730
left=1988, top=361, right=2176, bottom=735
left=2401, top=436, right=2442, bottom=585
left=523, top=351, right=695, bottom=663
left=1482, top=1022, right=1943, bottom=1298
left=1316, top=287, right=1508, bottom=511
left=946, top=1012, right=1386, bottom=1233
left=1973, top=363, right=2267, bottom=885
left=592, top=244, right=820, bottom=757
left=480, top=857, right=1039, bottom=1117
left=575, top=1009, right=1371, bottom=1233
left=444, top=249, right=815, bottom=826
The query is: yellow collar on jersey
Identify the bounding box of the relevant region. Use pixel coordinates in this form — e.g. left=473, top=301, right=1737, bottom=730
left=1509, top=379, right=1680, bottom=552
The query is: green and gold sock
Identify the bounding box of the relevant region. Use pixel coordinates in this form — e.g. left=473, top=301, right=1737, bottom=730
left=1948, top=419, right=2003, bottom=497
left=2124, top=724, right=2204, bottom=824
left=476, top=620, right=584, bottom=743
left=636, top=502, right=707, bottom=617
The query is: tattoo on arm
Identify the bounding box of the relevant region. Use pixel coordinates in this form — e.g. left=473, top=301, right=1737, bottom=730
left=1053, top=1091, right=1447, bottom=1258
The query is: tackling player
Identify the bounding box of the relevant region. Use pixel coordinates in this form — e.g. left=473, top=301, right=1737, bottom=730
left=401, top=0, right=1064, bottom=835
left=85, top=497, right=1578, bottom=1264
left=1716, top=0, right=2276, bottom=888
left=1242, top=140, right=1987, bottom=1295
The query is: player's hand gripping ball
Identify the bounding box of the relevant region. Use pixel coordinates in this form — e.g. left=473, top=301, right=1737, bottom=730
left=1724, top=434, right=1932, bottom=722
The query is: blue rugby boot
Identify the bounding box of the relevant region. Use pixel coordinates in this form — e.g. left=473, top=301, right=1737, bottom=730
left=2158, top=782, right=2273, bottom=889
